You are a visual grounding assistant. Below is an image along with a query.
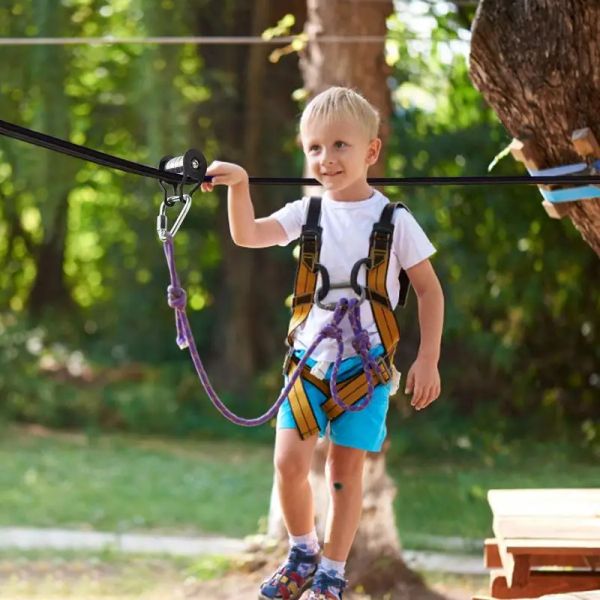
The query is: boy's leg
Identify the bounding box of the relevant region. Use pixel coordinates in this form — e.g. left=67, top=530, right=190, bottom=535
left=323, top=442, right=367, bottom=561
left=259, top=428, right=321, bottom=599
left=274, top=427, right=320, bottom=535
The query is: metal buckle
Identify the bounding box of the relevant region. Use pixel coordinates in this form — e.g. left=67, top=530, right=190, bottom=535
left=373, top=357, right=391, bottom=385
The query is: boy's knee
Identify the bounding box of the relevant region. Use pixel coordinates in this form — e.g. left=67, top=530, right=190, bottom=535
left=325, top=452, right=366, bottom=486
left=274, top=453, right=310, bottom=481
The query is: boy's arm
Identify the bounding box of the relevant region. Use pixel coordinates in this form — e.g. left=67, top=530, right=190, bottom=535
left=227, top=179, right=288, bottom=248
left=201, top=160, right=288, bottom=248
left=405, top=258, right=444, bottom=410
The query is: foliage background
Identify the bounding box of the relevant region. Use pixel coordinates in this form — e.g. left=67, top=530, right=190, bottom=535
left=0, top=0, right=598, bottom=456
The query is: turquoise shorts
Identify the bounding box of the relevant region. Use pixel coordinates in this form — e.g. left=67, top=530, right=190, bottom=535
left=277, top=344, right=390, bottom=452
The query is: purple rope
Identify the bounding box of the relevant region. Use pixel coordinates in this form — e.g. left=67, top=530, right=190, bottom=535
left=162, top=234, right=379, bottom=427
left=326, top=298, right=381, bottom=412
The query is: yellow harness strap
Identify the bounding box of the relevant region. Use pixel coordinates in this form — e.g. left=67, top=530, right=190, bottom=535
left=365, top=204, right=402, bottom=367
left=286, top=197, right=322, bottom=347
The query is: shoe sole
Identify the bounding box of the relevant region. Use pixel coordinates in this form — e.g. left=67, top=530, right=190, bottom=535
left=257, top=575, right=314, bottom=600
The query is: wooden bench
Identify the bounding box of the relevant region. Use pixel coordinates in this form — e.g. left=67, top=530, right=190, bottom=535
left=474, top=489, right=600, bottom=600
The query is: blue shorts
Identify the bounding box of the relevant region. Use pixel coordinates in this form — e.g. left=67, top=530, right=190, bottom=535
left=277, top=344, right=390, bottom=452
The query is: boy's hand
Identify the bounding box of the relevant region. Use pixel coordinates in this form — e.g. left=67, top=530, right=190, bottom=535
left=200, top=161, right=248, bottom=192
left=404, top=357, right=441, bottom=411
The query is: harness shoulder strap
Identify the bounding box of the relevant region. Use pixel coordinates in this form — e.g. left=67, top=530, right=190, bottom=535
left=303, top=196, right=322, bottom=236
left=388, top=202, right=411, bottom=307
left=371, top=202, right=412, bottom=307
left=285, top=197, right=322, bottom=347
left=365, top=201, right=413, bottom=366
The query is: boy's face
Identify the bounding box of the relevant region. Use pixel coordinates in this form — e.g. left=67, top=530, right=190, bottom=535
left=301, top=118, right=381, bottom=200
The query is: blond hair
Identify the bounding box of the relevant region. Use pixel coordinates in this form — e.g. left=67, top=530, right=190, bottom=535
left=299, top=87, right=380, bottom=139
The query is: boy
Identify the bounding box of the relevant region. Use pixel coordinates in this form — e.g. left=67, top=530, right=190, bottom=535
left=200, top=87, right=443, bottom=600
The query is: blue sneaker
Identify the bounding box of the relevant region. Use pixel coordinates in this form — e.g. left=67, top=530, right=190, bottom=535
left=258, top=545, right=320, bottom=599
left=305, top=569, right=347, bottom=599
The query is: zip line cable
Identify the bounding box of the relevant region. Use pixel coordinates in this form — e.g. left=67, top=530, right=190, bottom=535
left=0, top=33, right=469, bottom=46
left=1, top=118, right=599, bottom=189
left=0, top=35, right=386, bottom=46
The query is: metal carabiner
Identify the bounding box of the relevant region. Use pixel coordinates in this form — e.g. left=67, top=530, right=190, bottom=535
left=314, top=282, right=367, bottom=311
left=157, top=194, right=192, bottom=241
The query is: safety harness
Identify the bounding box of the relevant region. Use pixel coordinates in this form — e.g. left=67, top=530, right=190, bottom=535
left=283, top=197, right=411, bottom=439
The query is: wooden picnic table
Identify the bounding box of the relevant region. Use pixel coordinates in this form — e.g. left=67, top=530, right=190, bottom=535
left=476, top=489, right=600, bottom=600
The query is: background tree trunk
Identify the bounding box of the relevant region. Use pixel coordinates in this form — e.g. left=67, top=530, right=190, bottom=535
left=268, top=3, right=445, bottom=597
left=27, top=3, right=77, bottom=316
left=192, top=1, right=307, bottom=390
left=469, top=0, right=600, bottom=256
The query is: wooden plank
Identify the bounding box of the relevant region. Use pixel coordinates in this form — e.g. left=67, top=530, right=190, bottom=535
left=474, top=589, right=600, bottom=600
left=505, top=540, right=600, bottom=553
left=474, top=595, right=600, bottom=600
left=488, top=489, right=600, bottom=518
left=491, top=570, right=600, bottom=599
left=493, top=517, right=600, bottom=540
left=543, top=593, right=600, bottom=600
left=485, top=538, right=502, bottom=568
left=509, top=138, right=571, bottom=219
left=505, top=539, right=600, bottom=556
left=572, top=127, right=600, bottom=158
left=485, top=538, right=596, bottom=568
left=497, top=536, right=530, bottom=588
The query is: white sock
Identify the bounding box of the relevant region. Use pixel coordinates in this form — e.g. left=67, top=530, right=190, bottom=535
left=319, top=555, right=346, bottom=579
left=289, top=529, right=320, bottom=554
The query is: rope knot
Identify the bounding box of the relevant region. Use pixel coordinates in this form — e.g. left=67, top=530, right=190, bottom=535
left=351, top=330, right=371, bottom=354
left=168, top=285, right=187, bottom=310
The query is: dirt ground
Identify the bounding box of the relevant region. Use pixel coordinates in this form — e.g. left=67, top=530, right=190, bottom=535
left=0, top=552, right=489, bottom=599
left=178, top=551, right=489, bottom=600
left=182, top=570, right=487, bottom=600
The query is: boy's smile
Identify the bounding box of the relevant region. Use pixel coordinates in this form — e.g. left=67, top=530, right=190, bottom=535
left=301, top=118, right=381, bottom=201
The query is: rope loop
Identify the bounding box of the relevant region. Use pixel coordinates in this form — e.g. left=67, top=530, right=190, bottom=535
left=161, top=236, right=383, bottom=427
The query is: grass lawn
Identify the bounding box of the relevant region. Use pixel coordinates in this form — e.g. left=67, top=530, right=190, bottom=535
left=0, top=424, right=597, bottom=550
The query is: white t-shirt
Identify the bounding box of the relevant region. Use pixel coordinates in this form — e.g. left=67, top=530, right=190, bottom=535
left=271, top=189, right=436, bottom=361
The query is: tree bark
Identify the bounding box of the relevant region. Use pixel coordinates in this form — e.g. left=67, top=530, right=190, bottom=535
left=469, top=0, right=600, bottom=256
left=267, top=3, right=446, bottom=598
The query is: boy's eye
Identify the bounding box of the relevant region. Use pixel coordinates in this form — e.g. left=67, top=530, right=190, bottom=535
left=309, top=145, right=320, bottom=152
left=335, top=141, right=347, bottom=148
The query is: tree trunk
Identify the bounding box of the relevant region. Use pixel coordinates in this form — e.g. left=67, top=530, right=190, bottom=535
left=300, top=0, right=393, bottom=177
left=28, top=191, right=72, bottom=315
left=192, top=1, right=307, bottom=391
left=27, top=3, right=76, bottom=316
left=469, top=0, right=600, bottom=256
left=268, top=3, right=445, bottom=598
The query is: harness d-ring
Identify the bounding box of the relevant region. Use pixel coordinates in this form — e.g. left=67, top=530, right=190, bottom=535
left=314, top=257, right=370, bottom=311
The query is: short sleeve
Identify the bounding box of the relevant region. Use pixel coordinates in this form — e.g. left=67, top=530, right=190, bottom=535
left=269, top=197, right=308, bottom=247
left=392, top=209, right=436, bottom=269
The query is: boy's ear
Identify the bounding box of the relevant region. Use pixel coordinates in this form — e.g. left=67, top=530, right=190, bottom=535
left=367, top=138, right=382, bottom=164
